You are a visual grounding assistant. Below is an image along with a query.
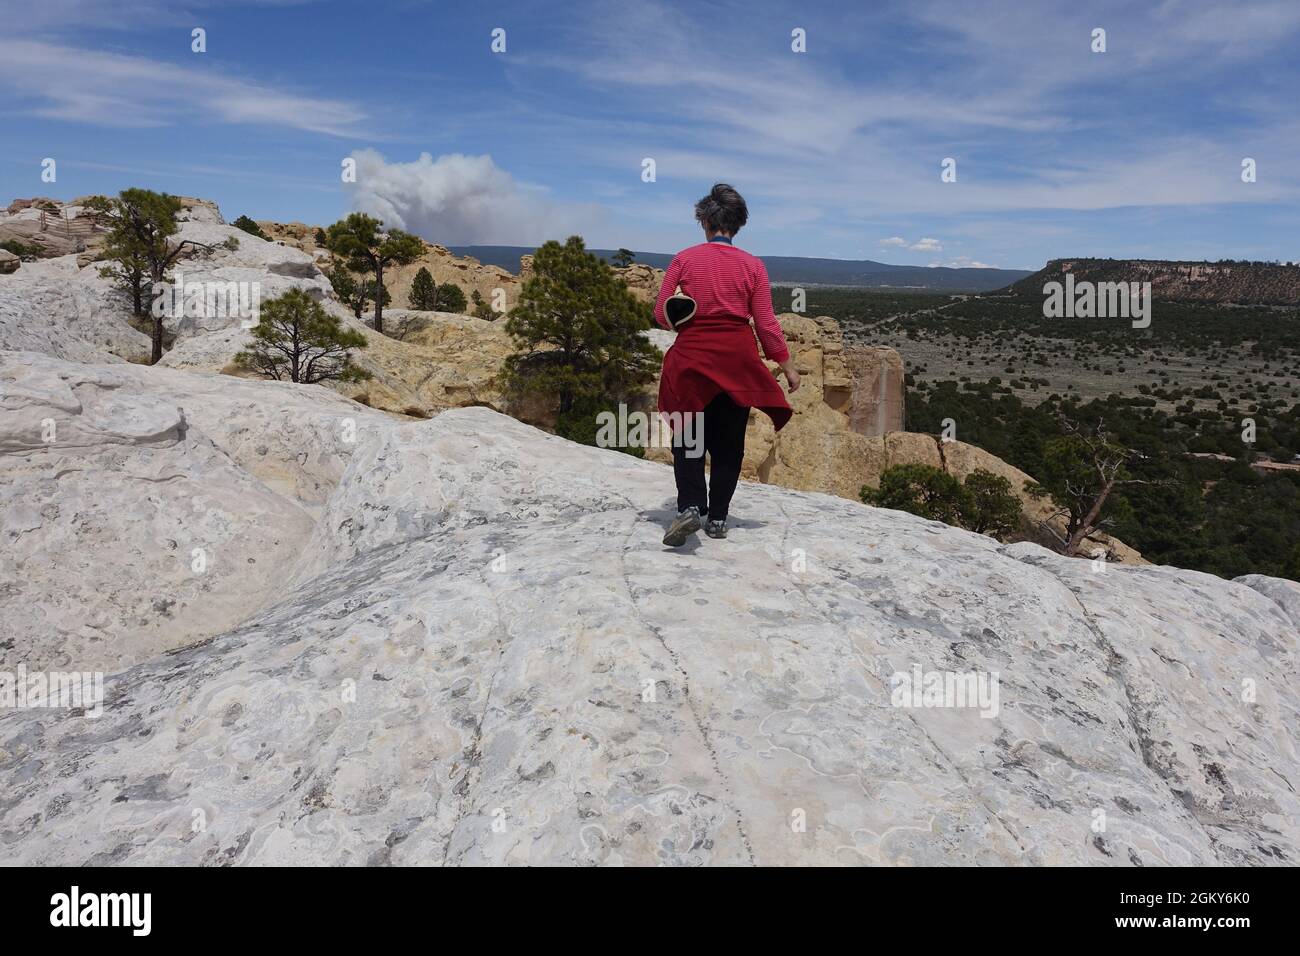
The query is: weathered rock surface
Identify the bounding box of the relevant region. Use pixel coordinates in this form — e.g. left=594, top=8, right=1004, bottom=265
left=0, top=352, right=1296, bottom=865
left=0, top=352, right=385, bottom=673
left=158, top=220, right=333, bottom=341
left=0, top=257, right=150, bottom=363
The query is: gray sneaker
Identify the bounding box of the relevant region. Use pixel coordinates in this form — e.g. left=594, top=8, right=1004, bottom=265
left=704, top=517, right=728, bottom=539
left=662, top=506, right=702, bottom=547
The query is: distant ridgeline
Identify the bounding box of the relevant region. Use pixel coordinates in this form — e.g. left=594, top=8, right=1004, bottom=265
left=1002, top=258, right=1300, bottom=305
left=450, top=245, right=1031, bottom=293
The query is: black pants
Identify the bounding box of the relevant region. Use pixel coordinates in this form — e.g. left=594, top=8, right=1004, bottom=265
left=672, top=393, right=750, bottom=521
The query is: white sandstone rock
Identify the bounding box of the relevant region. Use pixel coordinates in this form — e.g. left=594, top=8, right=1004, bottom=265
left=0, top=352, right=388, bottom=673
left=158, top=221, right=332, bottom=340
left=0, top=352, right=1295, bottom=866
left=0, top=215, right=331, bottom=366
left=0, top=256, right=149, bottom=363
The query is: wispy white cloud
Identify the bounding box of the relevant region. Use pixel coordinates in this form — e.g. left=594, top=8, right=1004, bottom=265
left=531, top=0, right=1300, bottom=220
left=0, top=0, right=318, bottom=33
left=0, top=38, right=364, bottom=136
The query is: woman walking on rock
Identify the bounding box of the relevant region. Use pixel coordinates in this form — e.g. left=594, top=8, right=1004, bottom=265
left=654, top=183, right=800, bottom=547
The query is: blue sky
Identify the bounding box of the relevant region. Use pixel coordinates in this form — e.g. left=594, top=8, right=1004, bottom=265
left=1, top=0, right=1298, bottom=269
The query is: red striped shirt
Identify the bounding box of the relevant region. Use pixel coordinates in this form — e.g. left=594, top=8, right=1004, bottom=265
left=653, top=242, right=790, bottom=363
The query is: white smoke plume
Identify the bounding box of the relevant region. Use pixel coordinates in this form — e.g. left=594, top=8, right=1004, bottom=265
left=345, top=148, right=606, bottom=246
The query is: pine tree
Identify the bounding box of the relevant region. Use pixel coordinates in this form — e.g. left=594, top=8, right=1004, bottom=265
left=960, top=470, right=1023, bottom=538
left=435, top=281, right=467, bottom=313
left=232, top=215, right=268, bottom=240
left=97, top=233, right=151, bottom=318
left=1285, top=542, right=1300, bottom=583
left=85, top=189, right=213, bottom=364
left=235, top=288, right=371, bottom=384
left=861, top=464, right=969, bottom=526
left=860, top=465, right=1023, bottom=540
left=409, top=267, right=438, bottom=310
left=503, top=236, right=661, bottom=429
left=323, top=213, right=423, bottom=333
left=328, top=264, right=389, bottom=319
left=361, top=279, right=391, bottom=313
left=1025, top=420, right=1137, bottom=555
left=470, top=289, right=495, bottom=319
left=327, top=264, right=360, bottom=316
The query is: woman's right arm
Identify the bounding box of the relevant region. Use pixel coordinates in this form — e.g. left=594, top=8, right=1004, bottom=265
left=653, top=256, right=683, bottom=330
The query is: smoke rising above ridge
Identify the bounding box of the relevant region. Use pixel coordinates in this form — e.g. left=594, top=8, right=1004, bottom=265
left=345, top=148, right=606, bottom=246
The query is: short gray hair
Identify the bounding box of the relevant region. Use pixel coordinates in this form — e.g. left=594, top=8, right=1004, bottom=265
left=694, top=183, right=748, bottom=235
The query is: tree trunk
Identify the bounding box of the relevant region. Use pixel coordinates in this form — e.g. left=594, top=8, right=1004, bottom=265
left=291, top=320, right=302, bottom=383
left=149, top=266, right=166, bottom=364
left=1064, top=478, right=1116, bottom=556
left=373, top=259, right=384, bottom=334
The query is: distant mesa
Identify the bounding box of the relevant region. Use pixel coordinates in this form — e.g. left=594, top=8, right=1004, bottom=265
left=1003, top=257, right=1300, bottom=305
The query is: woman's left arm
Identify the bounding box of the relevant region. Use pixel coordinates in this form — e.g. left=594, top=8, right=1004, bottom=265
left=750, top=260, right=800, bottom=391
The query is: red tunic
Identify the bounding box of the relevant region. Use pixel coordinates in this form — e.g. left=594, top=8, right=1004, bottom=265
left=654, top=242, right=793, bottom=431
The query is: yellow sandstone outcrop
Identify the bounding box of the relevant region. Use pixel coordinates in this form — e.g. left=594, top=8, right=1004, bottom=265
left=260, top=221, right=521, bottom=310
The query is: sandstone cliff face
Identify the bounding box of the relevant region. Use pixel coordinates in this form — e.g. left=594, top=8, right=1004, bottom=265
left=0, top=196, right=224, bottom=264
left=609, top=262, right=665, bottom=302
left=326, top=305, right=551, bottom=426
left=1, top=352, right=1296, bottom=865
left=844, top=345, right=905, bottom=435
